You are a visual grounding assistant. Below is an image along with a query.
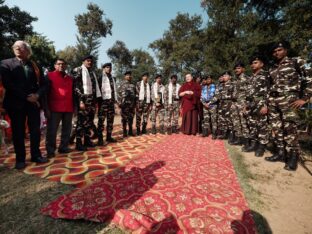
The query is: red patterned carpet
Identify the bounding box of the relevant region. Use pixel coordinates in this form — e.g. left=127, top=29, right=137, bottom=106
left=41, top=134, right=256, bottom=233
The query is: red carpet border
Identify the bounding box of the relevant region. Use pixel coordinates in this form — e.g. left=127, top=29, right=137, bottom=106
left=41, top=134, right=256, bottom=233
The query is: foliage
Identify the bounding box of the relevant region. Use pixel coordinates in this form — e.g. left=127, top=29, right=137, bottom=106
left=0, top=0, right=37, bottom=59
left=74, top=3, right=113, bottom=67
left=56, top=46, right=79, bottom=72
left=26, top=34, right=56, bottom=69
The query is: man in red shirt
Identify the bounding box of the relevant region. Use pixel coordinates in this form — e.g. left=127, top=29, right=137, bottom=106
left=45, top=58, right=74, bottom=157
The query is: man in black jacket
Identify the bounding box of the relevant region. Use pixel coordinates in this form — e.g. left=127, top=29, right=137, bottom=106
left=0, top=40, right=48, bottom=169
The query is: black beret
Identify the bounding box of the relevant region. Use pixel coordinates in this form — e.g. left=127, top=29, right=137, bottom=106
left=124, top=70, right=132, bottom=76
left=170, top=74, right=178, bottom=79
left=249, top=54, right=265, bottom=64
left=154, top=74, right=162, bottom=79
left=102, top=62, right=112, bottom=68
left=271, top=40, right=290, bottom=52
left=233, top=62, right=245, bottom=69
left=82, top=55, right=94, bottom=61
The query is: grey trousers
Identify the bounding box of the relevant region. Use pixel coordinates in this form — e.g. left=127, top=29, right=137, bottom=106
left=45, top=112, right=73, bottom=154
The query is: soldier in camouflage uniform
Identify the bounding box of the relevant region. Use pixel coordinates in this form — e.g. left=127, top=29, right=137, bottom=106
left=264, top=41, right=312, bottom=171
left=150, top=74, right=165, bottom=134
left=244, top=55, right=269, bottom=157
left=163, top=74, right=181, bottom=134
left=97, top=63, right=117, bottom=145
left=201, top=75, right=217, bottom=139
left=230, top=63, right=250, bottom=147
left=72, top=55, right=101, bottom=151
left=118, top=71, right=136, bottom=138
left=135, top=73, right=151, bottom=135
left=209, top=72, right=235, bottom=140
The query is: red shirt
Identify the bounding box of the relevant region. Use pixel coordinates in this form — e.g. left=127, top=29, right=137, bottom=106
left=47, top=71, right=73, bottom=112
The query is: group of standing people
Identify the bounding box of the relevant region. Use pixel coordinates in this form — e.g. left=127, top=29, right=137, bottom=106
left=0, top=40, right=311, bottom=173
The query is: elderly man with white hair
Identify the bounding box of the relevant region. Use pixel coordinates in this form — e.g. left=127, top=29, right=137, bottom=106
left=0, top=40, right=48, bottom=169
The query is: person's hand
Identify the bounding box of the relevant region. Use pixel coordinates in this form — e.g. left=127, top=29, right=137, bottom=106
left=260, top=106, right=268, bottom=115
left=156, top=102, right=161, bottom=107
left=79, top=101, right=85, bottom=110
left=27, top=93, right=39, bottom=103
left=290, top=99, right=307, bottom=109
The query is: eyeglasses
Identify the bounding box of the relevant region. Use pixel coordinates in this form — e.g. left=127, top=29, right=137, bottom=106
left=56, top=63, right=65, bottom=66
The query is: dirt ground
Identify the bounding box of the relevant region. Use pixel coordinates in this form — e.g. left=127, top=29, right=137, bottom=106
left=238, top=147, right=312, bottom=234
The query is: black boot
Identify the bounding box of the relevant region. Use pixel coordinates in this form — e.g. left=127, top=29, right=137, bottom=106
left=202, top=128, right=208, bottom=137
left=255, top=143, right=266, bottom=157
left=167, top=127, right=172, bottom=135
left=241, top=138, right=250, bottom=152
left=128, top=125, right=134, bottom=136
left=265, top=148, right=286, bottom=162
left=151, top=126, right=156, bottom=134
left=160, top=126, right=165, bottom=134
left=217, top=131, right=227, bottom=139
left=211, top=130, right=217, bottom=140
left=284, top=150, right=299, bottom=171
left=136, top=127, right=141, bottom=136
left=232, top=136, right=243, bottom=146
left=76, top=138, right=87, bottom=151
left=244, top=140, right=257, bottom=152
left=228, top=131, right=235, bottom=145
left=172, top=126, right=177, bottom=134
left=84, top=136, right=95, bottom=148
left=123, top=128, right=128, bottom=138
left=142, top=124, right=147, bottom=134
left=97, top=133, right=104, bottom=146
left=106, top=132, right=117, bottom=143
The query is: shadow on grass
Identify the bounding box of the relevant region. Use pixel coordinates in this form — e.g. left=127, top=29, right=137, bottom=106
left=0, top=166, right=124, bottom=234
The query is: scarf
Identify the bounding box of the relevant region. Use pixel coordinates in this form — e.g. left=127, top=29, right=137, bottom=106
left=101, top=73, right=117, bottom=100
left=153, top=83, right=164, bottom=102
left=139, top=80, right=151, bottom=103
left=168, top=83, right=181, bottom=104
left=81, top=65, right=101, bottom=97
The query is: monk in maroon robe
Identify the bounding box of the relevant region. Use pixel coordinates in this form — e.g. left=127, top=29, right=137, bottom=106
left=179, top=74, right=201, bottom=135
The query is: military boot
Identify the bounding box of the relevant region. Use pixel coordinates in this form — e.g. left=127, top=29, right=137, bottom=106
left=232, top=136, right=243, bottom=146
left=244, top=140, right=257, bottom=152
left=202, top=128, right=208, bottom=137
left=241, top=138, right=250, bottom=152
left=167, top=127, right=172, bottom=135
left=136, top=127, right=141, bottom=136
left=106, top=132, right=117, bottom=143
left=255, top=143, right=266, bottom=157
left=128, top=124, right=134, bottom=136
left=284, top=150, right=299, bottom=171
left=159, top=125, right=165, bottom=134
left=151, top=125, right=157, bottom=134
left=97, top=133, right=104, bottom=146
left=217, top=130, right=227, bottom=139
left=228, top=131, right=235, bottom=145
left=211, top=130, right=217, bottom=140
left=76, top=138, right=87, bottom=151
left=172, top=126, right=177, bottom=134
left=265, top=148, right=286, bottom=162
left=142, top=124, right=147, bottom=134
left=84, top=136, right=95, bottom=148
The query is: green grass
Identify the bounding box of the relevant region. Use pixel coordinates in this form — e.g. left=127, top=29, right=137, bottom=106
left=0, top=166, right=125, bottom=234
left=225, top=143, right=272, bottom=234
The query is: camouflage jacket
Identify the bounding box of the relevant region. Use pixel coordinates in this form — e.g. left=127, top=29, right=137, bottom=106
left=163, top=83, right=181, bottom=106
left=117, top=80, right=136, bottom=107
left=246, top=69, right=269, bottom=109
left=233, top=73, right=249, bottom=103
left=209, top=80, right=235, bottom=104
left=269, top=57, right=312, bottom=100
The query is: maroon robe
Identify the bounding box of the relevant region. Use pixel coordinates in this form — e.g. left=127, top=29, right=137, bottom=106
left=179, top=81, right=201, bottom=135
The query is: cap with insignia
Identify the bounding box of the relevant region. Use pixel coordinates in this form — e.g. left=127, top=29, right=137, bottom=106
left=249, top=54, right=265, bottom=64
left=233, top=62, right=245, bottom=69
left=82, top=55, right=94, bottom=61
left=102, top=62, right=112, bottom=68
left=271, top=40, right=290, bottom=52
left=124, top=70, right=132, bottom=76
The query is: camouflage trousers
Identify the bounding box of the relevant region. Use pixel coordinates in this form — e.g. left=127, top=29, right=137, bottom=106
left=231, top=102, right=250, bottom=138
left=136, top=101, right=151, bottom=129
left=268, top=94, right=300, bottom=153
left=165, top=101, right=180, bottom=128
left=248, top=105, right=269, bottom=145
left=76, top=95, right=96, bottom=140
left=150, top=104, right=165, bottom=128
left=121, top=103, right=135, bottom=129
left=97, top=99, right=115, bottom=136
left=218, top=100, right=233, bottom=132
left=202, top=105, right=217, bottom=133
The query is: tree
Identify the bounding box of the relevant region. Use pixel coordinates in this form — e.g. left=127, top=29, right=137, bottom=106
left=26, top=34, right=56, bottom=69
left=107, top=40, right=133, bottom=83
left=75, top=3, right=112, bottom=66
left=131, top=49, right=157, bottom=84
left=150, top=13, right=205, bottom=82
left=0, top=0, right=37, bottom=59
left=56, top=46, right=79, bottom=71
